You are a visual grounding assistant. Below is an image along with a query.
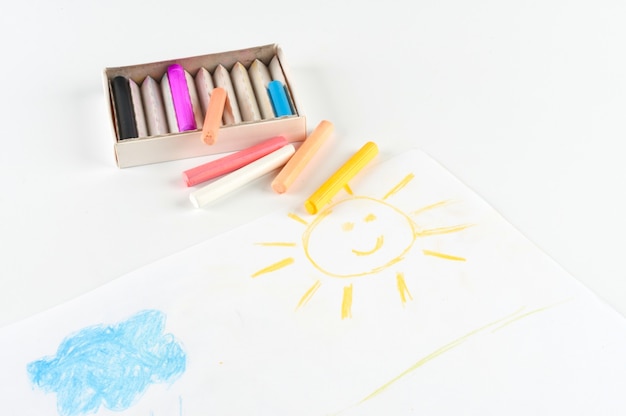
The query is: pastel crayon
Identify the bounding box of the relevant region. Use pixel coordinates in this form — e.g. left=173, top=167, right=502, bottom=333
left=110, top=76, right=137, bottom=139
left=269, top=56, right=295, bottom=113
left=269, top=56, right=287, bottom=84
left=271, top=120, right=334, bottom=193
left=167, top=64, right=196, bottom=131
left=194, top=67, right=215, bottom=115
left=201, top=87, right=227, bottom=145
left=128, top=78, right=148, bottom=138
left=190, top=144, right=296, bottom=208
left=183, top=136, right=289, bottom=186
left=268, top=80, right=293, bottom=117
left=184, top=70, right=204, bottom=129
left=140, top=76, right=168, bottom=136
left=248, top=59, right=275, bottom=119
left=231, top=62, right=261, bottom=122
left=304, top=141, right=379, bottom=215
left=213, top=64, right=242, bottom=125
left=160, top=73, right=178, bottom=133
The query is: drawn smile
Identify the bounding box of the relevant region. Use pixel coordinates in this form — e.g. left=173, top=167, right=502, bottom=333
left=352, top=235, right=384, bottom=256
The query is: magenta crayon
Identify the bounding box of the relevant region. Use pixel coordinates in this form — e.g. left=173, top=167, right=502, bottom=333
left=183, top=136, right=289, bottom=187
left=167, top=64, right=196, bottom=131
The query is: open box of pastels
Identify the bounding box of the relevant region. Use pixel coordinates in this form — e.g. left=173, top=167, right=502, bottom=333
left=103, top=44, right=306, bottom=168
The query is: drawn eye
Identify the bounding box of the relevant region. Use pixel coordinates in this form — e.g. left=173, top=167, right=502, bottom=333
left=364, top=213, right=377, bottom=222
left=342, top=222, right=355, bottom=231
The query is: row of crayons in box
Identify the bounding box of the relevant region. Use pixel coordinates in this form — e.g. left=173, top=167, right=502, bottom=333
left=110, top=56, right=294, bottom=140
left=183, top=117, right=379, bottom=214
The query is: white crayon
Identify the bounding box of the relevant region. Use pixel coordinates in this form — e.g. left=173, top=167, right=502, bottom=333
left=184, top=70, right=204, bottom=129
left=190, top=144, right=296, bottom=208
left=248, top=59, right=275, bottom=119
left=140, top=76, right=168, bottom=136
left=213, top=64, right=242, bottom=125
left=160, top=73, right=179, bottom=133
left=128, top=78, right=148, bottom=138
left=194, top=67, right=215, bottom=115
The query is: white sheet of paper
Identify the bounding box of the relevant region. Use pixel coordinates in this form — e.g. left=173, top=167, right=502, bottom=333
left=2, top=149, right=626, bottom=416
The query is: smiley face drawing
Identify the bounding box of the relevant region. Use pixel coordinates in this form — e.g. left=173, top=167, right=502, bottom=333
left=252, top=173, right=473, bottom=318
left=302, top=196, right=416, bottom=278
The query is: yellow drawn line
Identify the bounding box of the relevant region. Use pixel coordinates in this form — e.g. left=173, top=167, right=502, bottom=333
left=491, top=299, right=571, bottom=333
left=357, top=304, right=566, bottom=404
left=396, top=272, right=413, bottom=304
left=383, top=173, right=415, bottom=200
left=297, top=280, right=322, bottom=309
left=341, top=284, right=353, bottom=319
left=344, top=184, right=354, bottom=195
left=410, top=200, right=452, bottom=216
left=352, top=236, right=384, bottom=256
left=385, top=256, right=405, bottom=270
left=422, top=249, right=466, bottom=262
left=288, top=212, right=308, bottom=225
left=255, top=242, right=297, bottom=247
left=416, top=224, right=474, bottom=237
left=251, top=257, right=295, bottom=277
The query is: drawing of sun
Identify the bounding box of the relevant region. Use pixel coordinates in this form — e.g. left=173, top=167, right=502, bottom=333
left=252, top=173, right=473, bottom=319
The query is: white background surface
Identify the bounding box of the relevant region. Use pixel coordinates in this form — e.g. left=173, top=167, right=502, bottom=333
left=0, top=0, right=625, bottom=328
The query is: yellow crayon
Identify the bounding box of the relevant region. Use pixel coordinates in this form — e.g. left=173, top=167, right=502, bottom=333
left=304, top=141, right=378, bottom=215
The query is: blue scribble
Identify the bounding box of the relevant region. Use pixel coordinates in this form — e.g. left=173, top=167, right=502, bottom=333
left=27, top=310, right=186, bottom=416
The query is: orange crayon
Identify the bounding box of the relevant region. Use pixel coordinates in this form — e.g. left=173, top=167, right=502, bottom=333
left=271, top=120, right=334, bottom=194
left=201, top=87, right=227, bottom=145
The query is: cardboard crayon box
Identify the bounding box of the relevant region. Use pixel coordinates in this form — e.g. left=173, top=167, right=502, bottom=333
left=103, top=44, right=306, bottom=168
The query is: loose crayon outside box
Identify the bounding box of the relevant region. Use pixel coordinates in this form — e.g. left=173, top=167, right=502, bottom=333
left=103, top=44, right=306, bottom=168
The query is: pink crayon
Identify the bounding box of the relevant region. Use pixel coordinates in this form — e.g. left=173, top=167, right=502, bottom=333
left=183, top=136, right=289, bottom=187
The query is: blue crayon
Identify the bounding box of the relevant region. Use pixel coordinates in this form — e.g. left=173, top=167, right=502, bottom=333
left=267, top=80, right=293, bottom=117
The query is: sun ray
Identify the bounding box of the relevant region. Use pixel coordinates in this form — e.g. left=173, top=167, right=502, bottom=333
left=410, top=199, right=452, bottom=216
left=396, top=272, right=413, bottom=303
left=255, top=242, right=297, bottom=247
left=422, top=249, right=466, bottom=262
left=297, top=280, right=322, bottom=309
left=341, top=284, right=353, bottom=319
left=251, top=257, right=295, bottom=277
left=352, top=236, right=384, bottom=256
left=382, top=173, right=415, bottom=200
left=288, top=212, right=309, bottom=225
left=344, top=184, right=354, bottom=195
left=415, top=223, right=474, bottom=237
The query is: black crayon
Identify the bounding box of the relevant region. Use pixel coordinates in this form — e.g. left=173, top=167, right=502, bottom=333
left=111, top=76, right=138, bottom=140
